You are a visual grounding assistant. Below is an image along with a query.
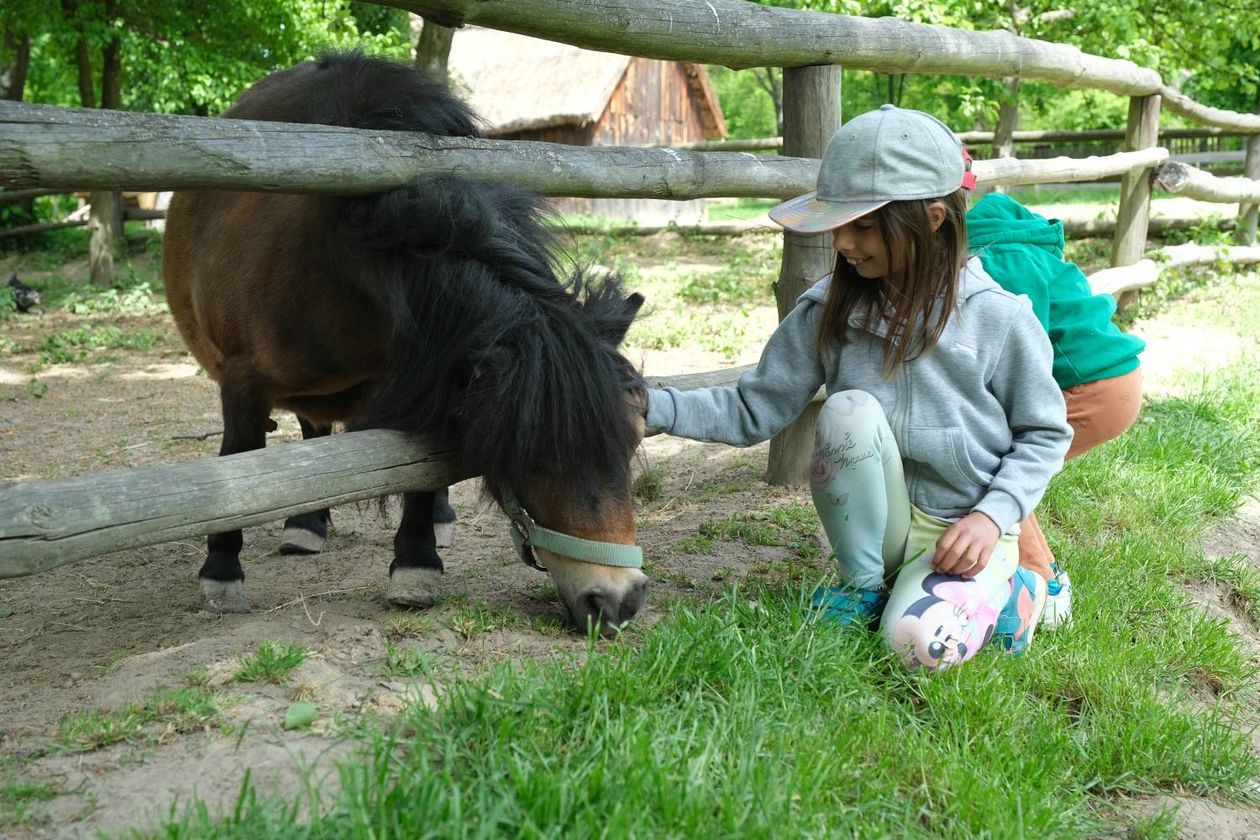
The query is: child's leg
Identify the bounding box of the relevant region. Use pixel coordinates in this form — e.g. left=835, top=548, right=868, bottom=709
left=882, top=508, right=1020, bottom=670
left=1018, top=367, right=1144, bottom=580
left=810, top=390, right=911, bottom=590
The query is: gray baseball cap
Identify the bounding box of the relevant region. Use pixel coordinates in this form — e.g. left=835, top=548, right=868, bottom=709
left=770, top=105, right=966, bottom=234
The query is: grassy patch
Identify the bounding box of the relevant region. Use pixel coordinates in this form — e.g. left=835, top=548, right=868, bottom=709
left=699, top=502, right=822, bottom=563
left=33, top=324, right=169, bottom=366
left=706, top=197, right=778, bottom=221
left=232, top=641, right=308, bottom=685
left=56, top=686, right=219, bottom=753
left=0, top=779, right=58, bottom=828
left=445, top=602, right=527, bottom=640
left=383, top=640, right=431, bottom=679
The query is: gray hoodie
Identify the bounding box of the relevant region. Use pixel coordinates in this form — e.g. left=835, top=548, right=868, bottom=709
left=646, top=258, right=1072, bottom=534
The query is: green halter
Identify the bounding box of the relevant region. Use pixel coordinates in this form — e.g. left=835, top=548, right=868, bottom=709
left=500, top=488, right=644, bottom=572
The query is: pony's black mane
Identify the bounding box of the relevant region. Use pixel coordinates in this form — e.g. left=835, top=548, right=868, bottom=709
left=294, top=53, right=643, bottom=510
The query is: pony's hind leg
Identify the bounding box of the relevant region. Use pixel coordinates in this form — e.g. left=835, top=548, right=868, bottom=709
left=279, top=417, right=333, bottom=555
left=433, top=486, right=456, bottom=549
left=201, top=372, right=270, bottom=613
left=387, top=490, right=444, bottom=608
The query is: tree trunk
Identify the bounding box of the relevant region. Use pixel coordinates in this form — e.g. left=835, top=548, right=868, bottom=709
left=0, top=32, right=35, bottom=224
left=766, top=65, right=840, bottom=488
left=90, top=8, right=123, bottom=288
left=413, top=17, right=455, bottom=80
left=87, top=189, right=122, bottom=287
left=1, top=31, right=31, bottom=101
left=989, top=76, right=1020, bottom=196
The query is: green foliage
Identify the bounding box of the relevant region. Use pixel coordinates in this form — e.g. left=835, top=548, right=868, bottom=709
left=36, top=324, right=165, bottom=365
left=0, top=285, right=15, bottom=322
left=5, top=1, right=412, bottom=116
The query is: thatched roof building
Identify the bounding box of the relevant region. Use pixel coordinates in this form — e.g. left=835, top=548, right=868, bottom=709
left=447, top=27, right=726, bottom=224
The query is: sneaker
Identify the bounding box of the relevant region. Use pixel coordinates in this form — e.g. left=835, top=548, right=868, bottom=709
left=991, top=568, right=1048, bottom=655
left=1040, top=565, right=1072, bottom=630
left=810, top=585, right=887, bottom=627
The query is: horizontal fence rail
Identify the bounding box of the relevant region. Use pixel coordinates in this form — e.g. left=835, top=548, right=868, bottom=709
left=386, top=0, right=1161, bottom=94
left=0, top=103, right=1174, bottom=198
left=667, top=128, right=1255, bottom=152
left=1156, top=161, right=1260, bottom=203
left=0, top=371, right=717, bottom=579
left=0, top=430, right=470, bottom=579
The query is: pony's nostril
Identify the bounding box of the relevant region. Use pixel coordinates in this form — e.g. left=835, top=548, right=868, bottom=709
left=620, top=579, right=647, bottom=622
left=577, top=588, right=642, bottom=637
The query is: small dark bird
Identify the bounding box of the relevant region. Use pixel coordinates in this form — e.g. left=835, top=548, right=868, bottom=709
left=7, top=274, right=40, bottom=313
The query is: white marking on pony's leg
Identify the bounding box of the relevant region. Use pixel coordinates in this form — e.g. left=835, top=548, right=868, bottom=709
left=200, top=578, right=250, bottom=613
left=387, top=567, right=442, bottom=608
left=279, top=525, right=327, bottom=555
left=433, top=522, right=455, bottom=549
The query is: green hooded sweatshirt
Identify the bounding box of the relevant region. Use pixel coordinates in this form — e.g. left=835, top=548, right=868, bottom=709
left=966, top=193, right=1144, bottom=389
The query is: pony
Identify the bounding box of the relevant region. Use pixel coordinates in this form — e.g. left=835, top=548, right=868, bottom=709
left=161, top=53, right=648, bottom=635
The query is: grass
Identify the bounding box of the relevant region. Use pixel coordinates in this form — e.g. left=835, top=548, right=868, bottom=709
left=55, top=685, right=219, bottom=753
left=148, top=270, right=1260, bottom=837
left=0, top=779, right=58, bottom=829
left=232, top=641, right=309, bottom=685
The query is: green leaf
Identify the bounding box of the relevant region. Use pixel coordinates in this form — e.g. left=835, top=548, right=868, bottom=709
left=282, top=702, right=318, bottom=731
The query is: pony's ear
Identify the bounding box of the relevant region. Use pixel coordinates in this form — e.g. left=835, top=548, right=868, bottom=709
left=606, top=293, right=645, bottom=346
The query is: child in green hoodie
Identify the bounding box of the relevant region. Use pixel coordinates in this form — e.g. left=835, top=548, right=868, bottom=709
left=966, top=192, right=1145, bottom=628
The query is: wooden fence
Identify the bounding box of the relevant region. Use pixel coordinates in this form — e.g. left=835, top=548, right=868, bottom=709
left=3, top=0, right=1260, bottom=577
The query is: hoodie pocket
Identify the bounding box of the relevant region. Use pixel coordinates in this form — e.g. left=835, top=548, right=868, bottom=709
left=902, top=427, right=988, bottom=506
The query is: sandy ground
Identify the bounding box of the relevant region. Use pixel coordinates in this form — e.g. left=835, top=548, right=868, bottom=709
left=0, top=251, right=1257, bottom=838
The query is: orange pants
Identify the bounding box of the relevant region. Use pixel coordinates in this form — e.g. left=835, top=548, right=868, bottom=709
left=1019, top=367, right=1144, bottom=580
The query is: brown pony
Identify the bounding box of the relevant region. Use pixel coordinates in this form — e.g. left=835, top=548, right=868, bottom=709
left=162, top=53, right=648, bottom=635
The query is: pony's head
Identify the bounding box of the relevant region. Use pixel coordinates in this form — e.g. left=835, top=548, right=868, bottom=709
left=347, top=175, right=650, bottom=635
left=466, top=276, right=649, bottom=636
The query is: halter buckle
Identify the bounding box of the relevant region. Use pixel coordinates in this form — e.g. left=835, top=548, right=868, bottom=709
left=506, top=505, right=549, bottom=572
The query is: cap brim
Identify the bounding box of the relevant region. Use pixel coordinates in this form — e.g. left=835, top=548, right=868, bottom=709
left=768, top=193, right=889, bottom=234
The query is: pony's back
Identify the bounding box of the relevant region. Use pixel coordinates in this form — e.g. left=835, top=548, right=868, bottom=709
left=225, top=52, right=480, bottom=138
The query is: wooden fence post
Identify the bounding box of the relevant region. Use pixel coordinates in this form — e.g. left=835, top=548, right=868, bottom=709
left=1110, top=94, right=1160, bottom=309
left=1237, top=131, right=1259, bottom=246
left=766, top=65, right=840, bottom=487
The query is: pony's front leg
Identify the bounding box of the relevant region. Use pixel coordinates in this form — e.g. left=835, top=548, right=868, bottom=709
left=200, top=373, right=269, bottom=613
left=279, top=417, right=333, bottom=554
left=432, top=486, right=456, bottom=548
left=387, top=490, right=444, bottom=608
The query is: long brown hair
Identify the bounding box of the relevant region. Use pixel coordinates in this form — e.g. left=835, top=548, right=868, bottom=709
left=815, top=189, right=969, bottom=376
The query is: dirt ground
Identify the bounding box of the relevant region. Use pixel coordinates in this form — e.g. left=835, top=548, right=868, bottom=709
left=1, top=247, right=1258, bottom=838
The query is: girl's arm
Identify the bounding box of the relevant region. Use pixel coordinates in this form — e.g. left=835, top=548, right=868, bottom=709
left=646, top=301, right=827, bottom=446
left=972, top=300, right=1074, bottom=536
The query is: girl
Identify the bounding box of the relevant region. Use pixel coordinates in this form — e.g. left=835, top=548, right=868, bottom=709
left=645, top=105, right=1073, bottom=670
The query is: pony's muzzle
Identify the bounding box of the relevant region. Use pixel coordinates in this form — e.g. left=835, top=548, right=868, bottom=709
left=542, top=552, right=648, bottom=637
left=572, top=577, right=648, bottom=637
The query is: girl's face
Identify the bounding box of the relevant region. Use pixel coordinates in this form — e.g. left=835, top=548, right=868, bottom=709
left=832, top=214, right=893, bottom=280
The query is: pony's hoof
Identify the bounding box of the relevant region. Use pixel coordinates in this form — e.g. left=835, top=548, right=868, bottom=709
left=387, top=567, right=441, bottom=608
left=279, top=525, right=327, bottom=555
left=433, top=522, right=455, bottom=550
left=200, top=578, right=250, bottom=613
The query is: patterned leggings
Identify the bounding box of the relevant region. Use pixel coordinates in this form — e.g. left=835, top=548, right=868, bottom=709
left=810, top=390, right=1020, bottom=670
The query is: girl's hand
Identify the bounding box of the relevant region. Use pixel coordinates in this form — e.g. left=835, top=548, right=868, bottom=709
left=933, top=512, right=1001, bottom=578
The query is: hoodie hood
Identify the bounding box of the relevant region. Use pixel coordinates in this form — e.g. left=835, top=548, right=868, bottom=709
left=966, top=192, right=1065, bottom=257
